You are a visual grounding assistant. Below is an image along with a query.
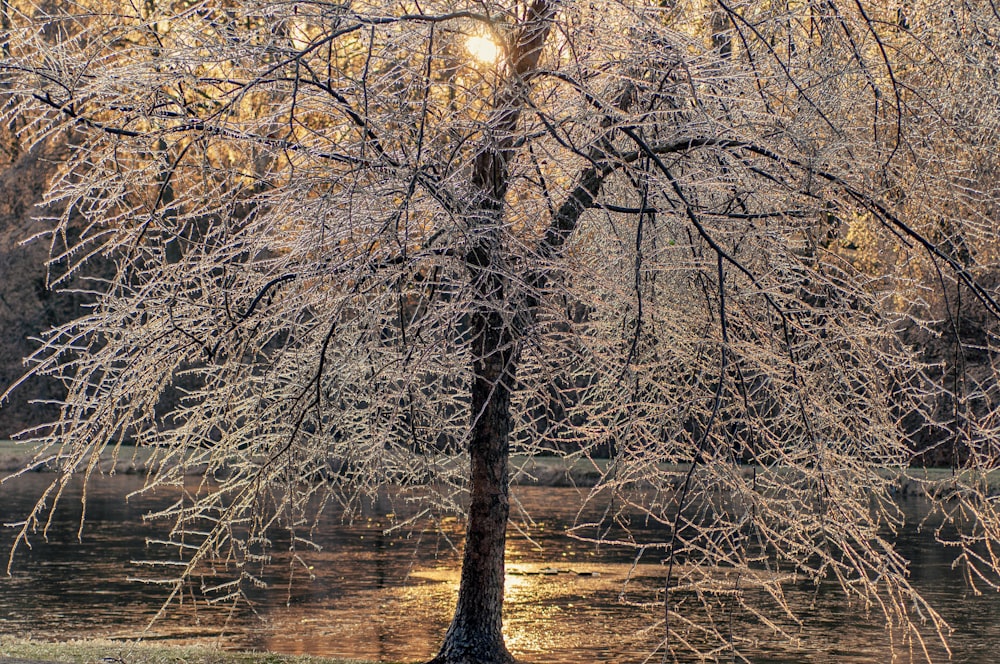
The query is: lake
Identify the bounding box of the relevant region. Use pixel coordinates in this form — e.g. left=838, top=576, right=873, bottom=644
left=1, top=473, right=998, bottom=663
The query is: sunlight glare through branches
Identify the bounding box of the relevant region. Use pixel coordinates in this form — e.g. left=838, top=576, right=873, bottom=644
left=466, top=33, right=501, bottom=64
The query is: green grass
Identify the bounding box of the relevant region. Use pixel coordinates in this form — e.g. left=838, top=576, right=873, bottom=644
left=0, top=438, right=28, bottom=454
left=0, top=439, right=156, bottom=474
left=0, top=638, right=383, bottom=664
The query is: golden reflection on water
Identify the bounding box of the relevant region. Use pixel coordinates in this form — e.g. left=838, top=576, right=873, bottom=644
left=258, top=559, right=665, bottom=662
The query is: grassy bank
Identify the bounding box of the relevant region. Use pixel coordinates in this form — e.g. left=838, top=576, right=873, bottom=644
left=0, top=439, right=607, bottom=484
left=0, top=440, right=158, bottom=475
left=0, top=441, right=603, bottom=485
left=5, top=439, right=1000, bottom=494
left=0, top=638, right=381, bottom=664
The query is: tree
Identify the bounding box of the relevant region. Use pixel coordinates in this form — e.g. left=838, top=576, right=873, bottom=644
left=3, top=0, right=1000, bottom=661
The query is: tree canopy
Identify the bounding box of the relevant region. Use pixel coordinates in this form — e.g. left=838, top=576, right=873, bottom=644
left=3, top=0, right=1000, bottom=661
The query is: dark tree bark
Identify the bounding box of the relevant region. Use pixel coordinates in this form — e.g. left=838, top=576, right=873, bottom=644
left=428, top=4, right=559, bottom=662
left=429, top=305, right=517, bottom=664
left=429, top=118, right=522, bottom=662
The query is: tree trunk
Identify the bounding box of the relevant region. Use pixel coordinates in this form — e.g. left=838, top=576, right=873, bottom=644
left=428, top=305, right=517, bottom=664
left=428, top=6, right=554, bottom=659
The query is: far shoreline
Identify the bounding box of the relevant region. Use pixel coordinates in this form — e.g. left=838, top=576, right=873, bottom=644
left=3, top=439, right=998, bottom=495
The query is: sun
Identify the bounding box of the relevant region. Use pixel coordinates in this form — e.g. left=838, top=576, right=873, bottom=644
left=466, top=33, right=501, bottom=65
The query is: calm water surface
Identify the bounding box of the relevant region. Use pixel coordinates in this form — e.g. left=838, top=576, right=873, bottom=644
left=1, top=474, right=998, bottom=662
